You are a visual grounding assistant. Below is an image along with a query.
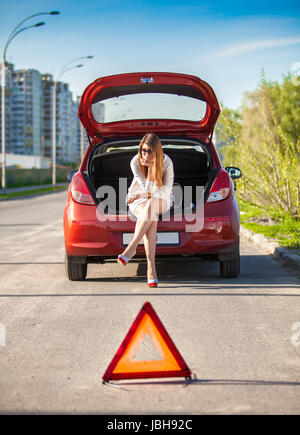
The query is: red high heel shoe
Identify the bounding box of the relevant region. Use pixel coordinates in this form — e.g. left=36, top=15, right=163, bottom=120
left=117, top=251, right=136, bottom=266
left=148, top=278, right=158, bottom=288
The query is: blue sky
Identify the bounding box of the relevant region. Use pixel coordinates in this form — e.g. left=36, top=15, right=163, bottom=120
left=1, top=0, right=300, bottom=108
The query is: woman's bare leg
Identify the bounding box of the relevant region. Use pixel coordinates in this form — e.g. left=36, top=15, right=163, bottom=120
left=143, top=198, right=168, bottom=280
left=121, top=200, right=153, bottom=258
left=122, top=197, right=167, bottom=259
left=143, top=220, right=158, bottom=280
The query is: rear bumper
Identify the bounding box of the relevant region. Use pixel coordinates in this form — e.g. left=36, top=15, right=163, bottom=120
left=64, top=197, right=240, bottom=261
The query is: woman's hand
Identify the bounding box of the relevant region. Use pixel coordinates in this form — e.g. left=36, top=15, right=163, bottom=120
left=140, top=157, right=154, bottom=167
left=127, top=192, right=151, bottom=204
left=140, top=158, right=155, bottom=183
left=127, top=194, right=138, bottom=204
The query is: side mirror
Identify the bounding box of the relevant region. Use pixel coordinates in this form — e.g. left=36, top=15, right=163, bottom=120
left=67, top=170, right=77, bottom=183
left=225, top=166, right=242, bottom=180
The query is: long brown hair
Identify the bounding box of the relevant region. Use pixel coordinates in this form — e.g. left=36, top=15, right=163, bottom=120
left=138, top=133, right=164, bottom=188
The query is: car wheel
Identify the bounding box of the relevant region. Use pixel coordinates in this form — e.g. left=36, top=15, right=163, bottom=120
left=65, top=253, right=87, bottom=281
left=220, top=254, right=240, bottom=278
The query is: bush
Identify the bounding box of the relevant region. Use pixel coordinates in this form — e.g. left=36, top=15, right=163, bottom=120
left=0, top=167, right=70, bottom=188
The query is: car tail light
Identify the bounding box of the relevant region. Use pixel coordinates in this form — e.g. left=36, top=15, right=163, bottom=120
left=207, top=168, right=231, bottom=203
left=71, top=172, right=95, bottom=205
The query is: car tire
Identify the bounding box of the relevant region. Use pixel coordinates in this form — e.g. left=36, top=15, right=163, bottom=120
left=220, top=253, right=240, bottom=278
left=65, top=253, right=87, bottom=281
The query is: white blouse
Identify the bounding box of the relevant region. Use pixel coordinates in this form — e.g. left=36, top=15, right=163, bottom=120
left=126, top=153, right=174, bottom=205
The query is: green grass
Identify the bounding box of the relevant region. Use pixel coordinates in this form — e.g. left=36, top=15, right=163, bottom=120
left=0, top=185, right=68, bottom=200
left=237, top=197, right=300, bottom=250
left=238, top=198, right=266, bottom=220
left=5, top=180, right=67, bottom=189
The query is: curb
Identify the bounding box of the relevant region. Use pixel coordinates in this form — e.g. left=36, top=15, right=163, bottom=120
left=240, top=225, right=300, bottom=276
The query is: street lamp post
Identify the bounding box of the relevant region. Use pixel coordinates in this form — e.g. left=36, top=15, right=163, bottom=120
left=1, top=11, right=60, bottom=192
left=51, top=56, right=93, bottom=186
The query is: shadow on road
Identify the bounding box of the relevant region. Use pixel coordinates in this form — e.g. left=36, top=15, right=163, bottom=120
left=0, top=255, right=299, bottom=299
left=112, top=378, right=300, bottom=387
left=85, top=254, right=300, bottom=285
left=1, top=291, right=299, bottom=298
left=0, top=223, right=43, bottom=226
left=0, top=262, right=64, bottom=265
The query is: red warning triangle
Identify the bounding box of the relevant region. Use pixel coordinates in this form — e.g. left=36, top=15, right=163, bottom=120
left=103, top=302, right=191, bottom=381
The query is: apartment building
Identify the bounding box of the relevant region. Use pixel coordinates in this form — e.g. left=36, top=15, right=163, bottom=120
left=0, top=62, right=14, bottom=154
left=56, top=81, right=78, bottom=164
left=1, top=63, right=84, bottom=166
left=12, top=69, right=43, bottom=156
left=74, top=96, right=90, bottom=163
left=41, top=73, right=53, bottom=160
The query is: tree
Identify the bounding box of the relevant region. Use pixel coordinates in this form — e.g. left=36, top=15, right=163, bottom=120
left=216, top=73, right=300, bottom=218
left=215, top=104, right=242, bottom=165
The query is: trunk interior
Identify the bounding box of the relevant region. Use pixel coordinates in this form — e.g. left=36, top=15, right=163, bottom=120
left=88, top=139, right=212, bottom=215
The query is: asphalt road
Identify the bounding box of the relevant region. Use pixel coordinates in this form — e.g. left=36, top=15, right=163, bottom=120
left=0, top=190, right=300, bottom=415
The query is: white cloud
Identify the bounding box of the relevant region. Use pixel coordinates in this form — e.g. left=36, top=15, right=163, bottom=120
left=209, top=36, right=300, bottom=60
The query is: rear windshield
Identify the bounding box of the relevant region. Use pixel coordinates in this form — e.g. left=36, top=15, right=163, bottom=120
left=92, top=93, right=207, bottom=123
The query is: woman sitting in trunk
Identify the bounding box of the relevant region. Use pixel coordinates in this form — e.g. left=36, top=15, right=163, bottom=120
left=117, top=132, right=174, bottom=287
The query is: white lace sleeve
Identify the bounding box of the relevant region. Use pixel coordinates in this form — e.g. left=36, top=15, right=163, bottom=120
left=152, top=155, right=174, bottom=201
left=126, top=154, right=147, bottom=205
left=127, top=153, right=174, bottom=204
left=130, top=154, right=147, bottom=191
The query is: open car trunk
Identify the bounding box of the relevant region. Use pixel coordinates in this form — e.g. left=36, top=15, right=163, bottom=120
left=87, top=139, right=213, bottom=215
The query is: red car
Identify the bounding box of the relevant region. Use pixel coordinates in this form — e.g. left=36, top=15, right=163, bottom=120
left=64, top=72, right=242, bottom=281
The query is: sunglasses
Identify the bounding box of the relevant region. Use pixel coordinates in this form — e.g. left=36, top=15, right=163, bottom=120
left=141, top=148, right=153, bottom=156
